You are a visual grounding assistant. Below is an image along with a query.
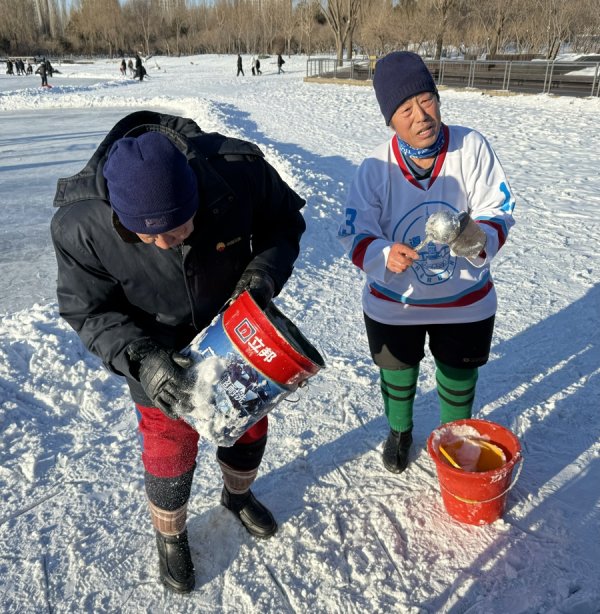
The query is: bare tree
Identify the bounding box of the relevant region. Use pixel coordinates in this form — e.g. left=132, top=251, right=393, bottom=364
left=279, top=0, right=297, bottom=55
left=66, top=0, right=123, bottom=56
left=536, top=0, right=579, bottom=59
left=3, top=0, right=594, bottom=61
left=161, top=0, right=188, bottom=55
left=0, top=0, right=40, bottom=53
left=296, top=0, right=320, bottom=55
left=261, top=0, right=279, bottom=53
left=97, top=0, right=124, bottom=57
left=570, top=0, right=600, bottom=52
left=126, top=0, right=158, bottom=56
left=320, top=0, right=362, bottom=65
left=423, top=0, right=462, bottom=60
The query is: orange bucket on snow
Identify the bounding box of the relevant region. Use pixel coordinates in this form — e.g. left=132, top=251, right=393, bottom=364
left=427, top=418, right=523, bottom=525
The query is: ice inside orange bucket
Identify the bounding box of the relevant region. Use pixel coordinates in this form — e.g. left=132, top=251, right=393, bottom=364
left=438, top=427, right=506, bottom=472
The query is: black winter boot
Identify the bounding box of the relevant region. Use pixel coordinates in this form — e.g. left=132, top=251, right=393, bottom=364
left=382, top=429, right=413, bottom=474
left=155, top=529, right=195, bottom=593
left=221, top=487, right=278, bottom=538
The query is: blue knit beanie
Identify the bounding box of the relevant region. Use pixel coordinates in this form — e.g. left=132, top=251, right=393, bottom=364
left=103, top=132, right=198, bottom=234
left=373, top=51, right=438, bottom=125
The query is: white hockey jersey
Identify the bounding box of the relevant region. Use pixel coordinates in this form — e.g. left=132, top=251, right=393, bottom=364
left=338, top=124, right=515, bottom=325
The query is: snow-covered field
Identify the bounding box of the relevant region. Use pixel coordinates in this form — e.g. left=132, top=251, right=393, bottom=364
left=1, top=54, right=599, bottom=613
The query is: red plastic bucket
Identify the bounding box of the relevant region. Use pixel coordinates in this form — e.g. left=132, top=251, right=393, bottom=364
left=427, top=418, right=522, bottom=525
left=183, top=291, right=325, bottom=446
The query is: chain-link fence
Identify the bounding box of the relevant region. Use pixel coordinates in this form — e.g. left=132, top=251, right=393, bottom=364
left=306, top=57, right=600, bottom=98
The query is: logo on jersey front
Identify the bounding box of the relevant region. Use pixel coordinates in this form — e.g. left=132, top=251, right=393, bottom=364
left=413, top=243, right=454, bottom=283
left=394, top=201, right=458, bottom=285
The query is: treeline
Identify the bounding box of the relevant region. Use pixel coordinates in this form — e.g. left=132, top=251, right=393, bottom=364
left=1, top=0, right=598, bottom=62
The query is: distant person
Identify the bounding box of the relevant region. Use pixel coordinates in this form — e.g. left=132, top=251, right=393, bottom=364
left=338, top=51, right=516, bottom=473
left=120, top=58, right=127, bottom=76
left=50, top=110, right=306, bottom=594
left=237, top=54, right=244, bottom=77
left=135, top=53, right=144, bottom=80
left=46, top=59, right=54, bottom=78
left=6, top=59, right=14, bottom=75
left=127, top=58, right=134, bottom=77
left=36, top=59, right=48, bottom=87
left=251, top=56, right=257, bottom=76
left=256, top=58, right=262, bottom=75
left=277, top=54, right=285, bottom=74
left=26, top=62, right=33, bottom=76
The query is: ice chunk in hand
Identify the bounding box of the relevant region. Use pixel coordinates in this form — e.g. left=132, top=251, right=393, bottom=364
left=416, top=210, right=486, bottom=258
left=414, top=210, right=461, bottom=251
left=425, top=210, right=462, bottom=243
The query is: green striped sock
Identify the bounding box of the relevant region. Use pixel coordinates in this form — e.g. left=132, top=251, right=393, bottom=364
left=380, top=366, right=419, bottom=433
left=435, top=359, right=479, bottom=424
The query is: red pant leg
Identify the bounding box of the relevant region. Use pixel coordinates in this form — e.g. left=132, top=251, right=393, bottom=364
left=135, top=404, right=199, bottom=478
left=136, top=404, right=268, bottom=476
left=236, top=416, right=268, bottom=444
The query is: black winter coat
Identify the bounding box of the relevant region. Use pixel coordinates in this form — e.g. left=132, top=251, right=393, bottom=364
left=51, top=110, right=306, bottom=405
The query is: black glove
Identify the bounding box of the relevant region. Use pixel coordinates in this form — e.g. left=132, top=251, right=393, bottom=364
left=127, top=339, right=195, bottom=420
left=231, top=269, right=275, bottom=309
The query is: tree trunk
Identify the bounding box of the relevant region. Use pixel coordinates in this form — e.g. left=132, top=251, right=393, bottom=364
left=435, top=33, right=443, bottom=60
left=336, top=32, right=344, bottom=66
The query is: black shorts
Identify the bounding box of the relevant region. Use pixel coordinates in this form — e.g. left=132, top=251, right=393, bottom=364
left=363, top=313, right=495, bottom=370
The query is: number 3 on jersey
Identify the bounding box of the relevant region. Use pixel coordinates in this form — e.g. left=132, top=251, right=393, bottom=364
left=339, top=208, right=357, bottom=237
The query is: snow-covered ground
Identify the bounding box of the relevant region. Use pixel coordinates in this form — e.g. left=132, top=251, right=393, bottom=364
left=0, top=54, right=599, bottom=613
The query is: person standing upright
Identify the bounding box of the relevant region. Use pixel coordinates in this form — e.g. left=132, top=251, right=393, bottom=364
left=36, top=58, right=48, bottom=86
left=135, top=53, right=144, bottom=80
left=237, top=54, right=244, bottom=76
left=277, top=54, right=285, bottom=74
left=338, top=52, right=515, bottom=474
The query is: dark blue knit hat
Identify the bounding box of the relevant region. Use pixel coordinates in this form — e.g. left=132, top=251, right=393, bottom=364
left=373, top=51, right=438, bottom=125
left=103, top=132, right=198, bottom=234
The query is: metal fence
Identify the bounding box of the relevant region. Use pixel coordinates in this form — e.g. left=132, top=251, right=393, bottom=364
left=306, top=57, right=600, bottom=98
